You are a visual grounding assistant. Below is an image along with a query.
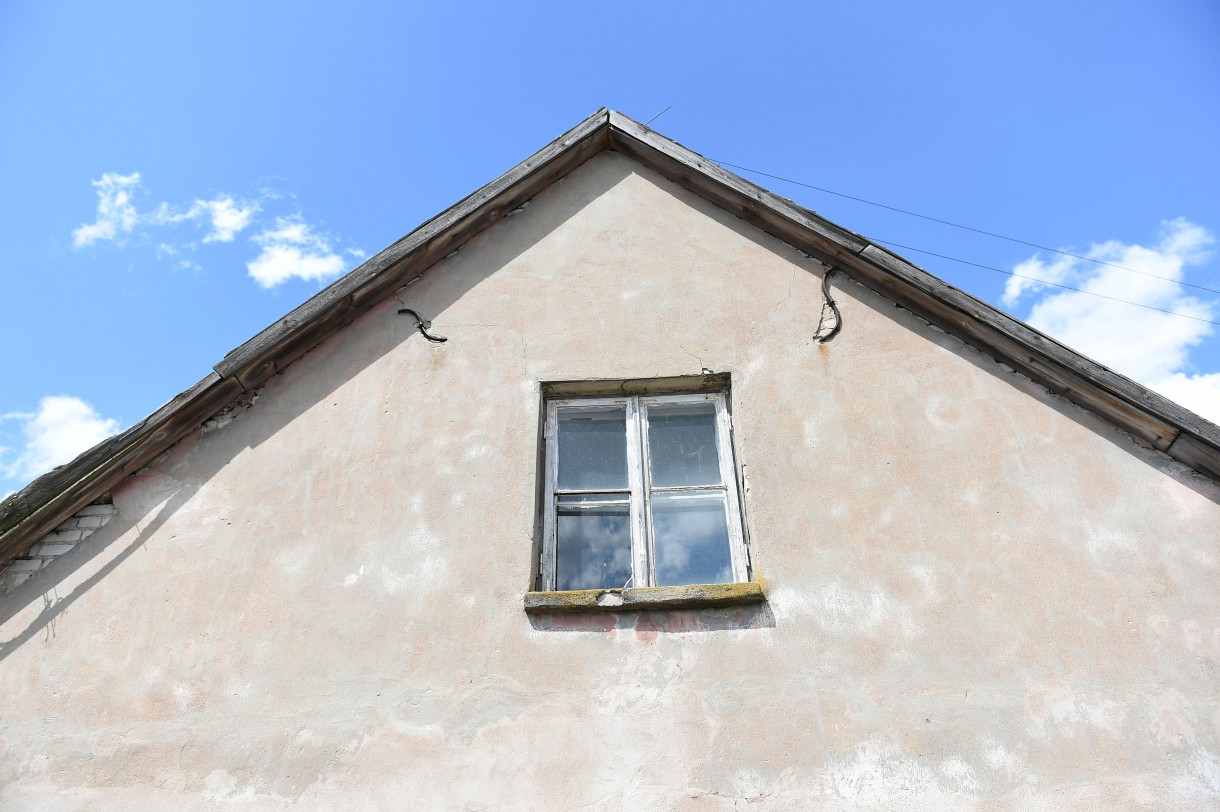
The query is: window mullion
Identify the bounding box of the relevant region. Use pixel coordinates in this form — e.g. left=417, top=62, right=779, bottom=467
left=541, top=402, right=559, bottom=591
left=625, top=396, right=649, bottom=589
left=639, top=399, right=658, bottom=587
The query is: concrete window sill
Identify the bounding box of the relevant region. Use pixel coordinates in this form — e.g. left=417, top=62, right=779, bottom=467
left=524, top=582, right=765, bottom=614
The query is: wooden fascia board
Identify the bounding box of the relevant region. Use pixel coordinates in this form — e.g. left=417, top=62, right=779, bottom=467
left=0, top=110, right=615, bottom=564
left=607, top=111, right=870, bottom=263
left=604, top=111, right=1220, bottom=479
left=851, top=245, right=1220, bottom=479
left=1166, top=432, right=1220, bottom=482
left=0, top=373, right=244, bottom=565
left=215, top=108, right=613, bottom=390
left=3, top=108, right=1218, bottom=566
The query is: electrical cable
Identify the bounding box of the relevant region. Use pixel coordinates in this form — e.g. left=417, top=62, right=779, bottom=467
left=874, top=240, right=1220, bottom=327
left=644, top=105, right=672, bottom=127
left=713, top=160, right=1220, bottom=298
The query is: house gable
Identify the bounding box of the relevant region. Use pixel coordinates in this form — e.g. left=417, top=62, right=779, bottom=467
left=2, top=110, right=1218, bottom=569
left=2, top=135, right=1220, bottom=808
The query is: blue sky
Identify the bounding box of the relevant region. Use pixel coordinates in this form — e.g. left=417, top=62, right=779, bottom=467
left=2, top=1, right=1219, bottom=496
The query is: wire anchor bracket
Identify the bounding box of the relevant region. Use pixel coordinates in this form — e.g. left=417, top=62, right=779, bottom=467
left=398, top=307, right=448, bottom=343
left=816, top=268, right=843, bottom=343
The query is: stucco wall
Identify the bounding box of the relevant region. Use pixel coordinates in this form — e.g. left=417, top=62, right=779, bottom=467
left=2, top=152, right=1219, bottom=810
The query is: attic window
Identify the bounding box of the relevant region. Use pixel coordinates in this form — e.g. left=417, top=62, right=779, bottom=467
left=528, top=383, right=760, bottom=612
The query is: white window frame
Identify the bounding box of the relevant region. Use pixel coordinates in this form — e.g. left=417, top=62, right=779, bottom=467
left=541, top=391, right=749, bottom=591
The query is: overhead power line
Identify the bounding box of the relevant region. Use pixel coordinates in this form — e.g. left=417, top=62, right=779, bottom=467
left=713, top=159, right=1220, bottom=298
left=876, top=240, right=1220, bottom=328
left=644, top=105, right=673, bottom=127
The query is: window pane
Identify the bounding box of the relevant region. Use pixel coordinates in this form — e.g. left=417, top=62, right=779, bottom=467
left=556, top=406, right=628, bottom=490
left=651, top=492, right=733, bottom=586
left=556, top=495, right=633, bottom=591
left=646, top=401, right=722, bottom=488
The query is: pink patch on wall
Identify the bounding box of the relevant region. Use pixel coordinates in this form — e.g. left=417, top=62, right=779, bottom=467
left=549, top=613, right=617, bottom=632
left=635, top=613, right=659, bottom=643
left=659, top=611, right=700, bottom=633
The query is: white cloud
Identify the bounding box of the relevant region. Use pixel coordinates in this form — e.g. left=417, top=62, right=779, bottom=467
left=1148, top=372, right=1220, bottom=424
left=150, top=195, right=259, bottom=241
left=197, top=197, right=258, bottom=243
left=1002, top=252, right=1076, bottom=306
left=1, top=396, right=121, bottom=483
left=246, top=216, right=347, bottom=288
left=149, top=195, right=259, bottom=243
left=74, top=173, right=258, bottom=251
left=1003, top=218, right=1220, bottom=423
left=147, top=201, right=195, bottom=227
left=72, top=173, right=354, bottom=292
left=72, top=172, right=142, bottom=247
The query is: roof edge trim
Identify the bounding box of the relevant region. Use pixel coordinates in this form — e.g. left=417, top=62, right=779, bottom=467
left=603, top=111, right=1220, bottom=477
left=215, top=108, right=613, bottom=390
left=2, top=107, right=1218, bottom=566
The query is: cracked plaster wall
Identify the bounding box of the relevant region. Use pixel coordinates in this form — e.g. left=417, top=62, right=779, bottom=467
left=2, top=152, right=1219, bottom=810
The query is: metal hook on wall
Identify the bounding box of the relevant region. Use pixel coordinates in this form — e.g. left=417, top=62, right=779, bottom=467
left=815, top=268, right=843, bottom=343
left=397, top=307, right=448, bottom=343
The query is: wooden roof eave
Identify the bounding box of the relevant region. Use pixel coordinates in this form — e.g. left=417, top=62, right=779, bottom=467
left=2, top=107, right=1218, bottom=567
left=215, top=108, right=614, bottom=390
left=604, top=111, right=1220, bottom=481
left=0, top=108, right=612, bottom=565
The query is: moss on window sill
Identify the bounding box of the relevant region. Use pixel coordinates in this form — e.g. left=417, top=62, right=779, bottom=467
left=524, top=582, right=765, bottom=613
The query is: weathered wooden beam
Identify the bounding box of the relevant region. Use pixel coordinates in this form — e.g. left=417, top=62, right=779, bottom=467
left=607, top=112, right=870, bottom=263
left=0, top=111, right=615, bottom=565
left=1165, top=432, right=1220, bottom=482
left=217, top=109, right=612, bottom=391
left=606, top=113, right=1220, bottom=473
left=851, top=245, right=1198, bottom=450
left=4, top=107, right=1218, bottom=573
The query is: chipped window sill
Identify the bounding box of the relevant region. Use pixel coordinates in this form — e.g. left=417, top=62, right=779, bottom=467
left=523, top=582, right=765, bottom=614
